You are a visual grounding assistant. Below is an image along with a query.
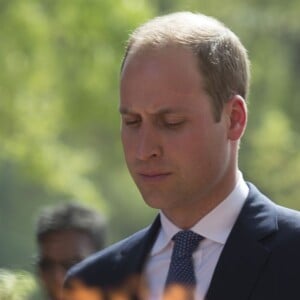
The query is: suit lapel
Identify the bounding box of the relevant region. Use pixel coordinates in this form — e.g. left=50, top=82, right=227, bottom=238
left=206, top=183, right=278, bottom=300
left=113, top=215, right=161, bottom=279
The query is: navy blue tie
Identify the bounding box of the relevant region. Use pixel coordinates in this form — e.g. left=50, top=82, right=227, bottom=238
left=165, top=230, right=203, bottom=288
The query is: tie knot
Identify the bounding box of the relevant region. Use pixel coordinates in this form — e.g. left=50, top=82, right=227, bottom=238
left=172, top=230, right=203, bottom=258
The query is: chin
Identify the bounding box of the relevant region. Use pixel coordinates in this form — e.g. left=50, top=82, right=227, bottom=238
left=49, top=295, right=62, bottom=300
left=143, top=195, right=173, bottom=210
left=142, top=196, right=164, bottom=209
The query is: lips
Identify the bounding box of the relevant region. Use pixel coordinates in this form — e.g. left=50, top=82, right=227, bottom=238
left=137, top=168, right=171, bottom=175
left=137, top=171, right=171, bottom=181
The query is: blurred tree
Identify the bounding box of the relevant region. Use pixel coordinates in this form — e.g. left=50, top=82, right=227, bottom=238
left=0, top=0, right=154, bottom=269
left=0, top=269, right=37, bottom=300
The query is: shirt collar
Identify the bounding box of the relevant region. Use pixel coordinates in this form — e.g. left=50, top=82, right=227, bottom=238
left=150, top=172, right=249, bottom=256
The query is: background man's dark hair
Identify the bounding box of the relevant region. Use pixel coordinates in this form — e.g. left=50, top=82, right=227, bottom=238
left=36, top=202, right=106, bottom=250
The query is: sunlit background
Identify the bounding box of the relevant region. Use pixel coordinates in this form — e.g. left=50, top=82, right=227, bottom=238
left=1, top=0, right=300, bottom=298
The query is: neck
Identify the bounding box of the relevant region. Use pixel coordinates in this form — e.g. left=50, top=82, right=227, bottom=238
left=162, top=169, right=239, bottom=229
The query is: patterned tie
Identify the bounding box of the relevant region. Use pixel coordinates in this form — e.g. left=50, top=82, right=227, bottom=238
left=165, top=230, right=203, bottom=288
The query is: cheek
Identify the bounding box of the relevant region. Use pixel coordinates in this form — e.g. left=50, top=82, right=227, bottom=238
left=169, top=129, right=222, bottom=170
left=38, top=270, right=46, bottom=281
left=39, top=271, right=50, bottom=289
left=121, top=130, right=142, bottom=160
left=166, top=131, right=205, bottom=157
left=122, top=146, right=133, bottom=162
left=121, top=132, right=131, bottom=153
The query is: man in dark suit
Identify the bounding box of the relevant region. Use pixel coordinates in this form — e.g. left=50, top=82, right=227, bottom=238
left=64, top=12, right=300, bottom=300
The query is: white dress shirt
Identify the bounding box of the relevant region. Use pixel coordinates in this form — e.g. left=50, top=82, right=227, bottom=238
left=143, top=172, right=249, bottom=300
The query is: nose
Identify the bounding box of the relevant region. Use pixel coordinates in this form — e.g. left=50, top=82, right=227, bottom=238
left=136, top=124, right=162, bottom=161
left=50, top=266, right=66, bottom=291
left=41, top=265, right=66, bottom=300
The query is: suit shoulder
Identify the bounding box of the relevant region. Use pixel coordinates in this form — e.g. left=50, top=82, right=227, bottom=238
left=247, top=182, right=300, bottom=234
left=65, top=226, right=150, bottom=284
left=276, top=204, right=300, bottom=233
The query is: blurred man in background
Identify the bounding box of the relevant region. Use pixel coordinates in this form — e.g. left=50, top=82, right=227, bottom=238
left=35, top=202, right=106, bottom=300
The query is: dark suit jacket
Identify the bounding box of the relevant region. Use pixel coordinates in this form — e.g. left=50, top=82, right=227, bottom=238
left=65, top=183, right=300, bottom=299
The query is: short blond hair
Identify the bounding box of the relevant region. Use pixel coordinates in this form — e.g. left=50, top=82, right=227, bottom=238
left=122, top=12, right=250, bottom=121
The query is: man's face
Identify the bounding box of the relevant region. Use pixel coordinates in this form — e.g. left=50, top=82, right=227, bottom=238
left=120, top=46, right=235, bottom=225
left=37, top=229, right=96, bottom=300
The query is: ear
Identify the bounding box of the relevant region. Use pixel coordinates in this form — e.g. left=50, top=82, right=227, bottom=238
left=224, top=95, right=247, bottom=141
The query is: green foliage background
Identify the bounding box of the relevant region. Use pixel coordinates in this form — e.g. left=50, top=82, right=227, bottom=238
left=1, top=0, right=300, bottom=289
left=0, top=269, right=36, bottom=300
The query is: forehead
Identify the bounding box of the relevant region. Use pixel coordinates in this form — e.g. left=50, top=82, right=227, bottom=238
left=122, top=45, right=201, bottom=87
left=38, top=229, right=95, bottom=259
left=120, top=46, right=206, bottom=113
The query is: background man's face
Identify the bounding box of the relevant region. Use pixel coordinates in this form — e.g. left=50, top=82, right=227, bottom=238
left=37, top=229, right=96, bottom=300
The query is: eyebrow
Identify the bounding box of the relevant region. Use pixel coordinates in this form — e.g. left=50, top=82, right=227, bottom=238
left=119, top=107, right=188, bottom=115
left=119, top=107, right=132, bottom=114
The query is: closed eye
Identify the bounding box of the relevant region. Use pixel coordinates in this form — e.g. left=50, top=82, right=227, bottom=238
left=163, top=118, right=186, bottom=128
left=122, top=116, right=141, bottom=126
left=166, top=121, right=184, bottom=126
